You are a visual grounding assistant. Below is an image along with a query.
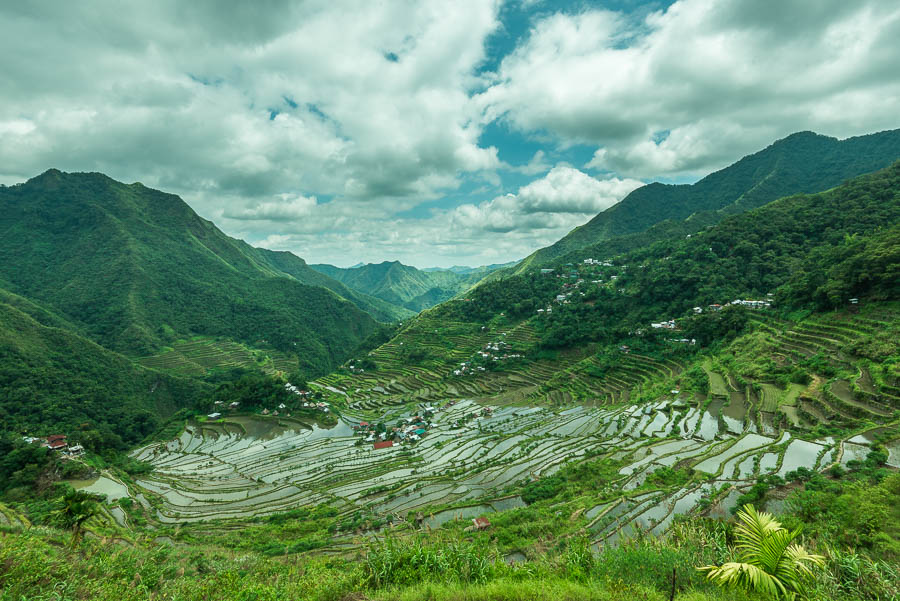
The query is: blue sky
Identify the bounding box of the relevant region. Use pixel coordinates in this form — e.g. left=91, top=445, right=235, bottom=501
left=1, top=0, right=899, bottom=267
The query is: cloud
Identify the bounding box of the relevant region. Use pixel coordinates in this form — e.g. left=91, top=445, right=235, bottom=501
left=450, top=166, right=641, bottom=233
left=481, top=0, right=900, bottom=177
left=1, top=0, right=898, bottom=267
left=224, top=194, right=318, bottom=221
left=0, top=1, right=502, bottom=204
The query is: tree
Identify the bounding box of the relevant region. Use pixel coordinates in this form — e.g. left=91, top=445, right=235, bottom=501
left=698, top=504, right=824, bottom=599
left=53, top=488, right=101, bottom=546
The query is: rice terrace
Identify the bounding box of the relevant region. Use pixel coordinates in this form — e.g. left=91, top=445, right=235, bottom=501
left=2, top=3, right=900, bottom=599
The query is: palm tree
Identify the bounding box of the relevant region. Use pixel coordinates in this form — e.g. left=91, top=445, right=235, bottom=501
left=54, top=488, right=100, bottom=546
left=698, top=504, right=824, bottom=599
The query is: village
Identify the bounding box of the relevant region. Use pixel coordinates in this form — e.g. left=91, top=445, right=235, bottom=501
left=206, top=381, right=331, bottom=420
left=452, top=339, right=525, bottom=377
left=21, top=434, right=85, bottom=458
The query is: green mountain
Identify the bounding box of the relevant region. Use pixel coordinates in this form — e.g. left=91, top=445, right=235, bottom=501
left=442, top=160, right=900, bottom=335
left=513, top=128, right=900, bottom=273
left=0, top=170, right=378, bottom=375
left=249, top=248, right=414, bottom=322
left=0, top=287, right=204, bottom=448
left=310, top=260, right=503, bottom=312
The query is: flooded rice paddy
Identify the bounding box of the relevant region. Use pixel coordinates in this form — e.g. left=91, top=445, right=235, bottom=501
left=125, top=398, right=867, bottom=545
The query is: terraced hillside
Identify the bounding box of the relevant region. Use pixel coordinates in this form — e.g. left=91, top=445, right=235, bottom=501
left=137, top=337, right=299, bottom=377
left=97, top=304, right=896, bottom=555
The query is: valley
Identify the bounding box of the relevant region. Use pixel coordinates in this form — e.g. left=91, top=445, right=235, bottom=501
left=2, top=137, right=899, bottom=601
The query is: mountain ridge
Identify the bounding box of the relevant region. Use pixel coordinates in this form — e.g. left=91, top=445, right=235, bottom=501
left=509, top=128, right=900, bottom=274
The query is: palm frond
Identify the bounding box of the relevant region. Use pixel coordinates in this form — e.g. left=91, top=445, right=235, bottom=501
left=700, top=561, right=788, bottom=598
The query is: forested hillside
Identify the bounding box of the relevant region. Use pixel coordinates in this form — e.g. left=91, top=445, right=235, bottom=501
left=0, top=170, right=378, bottom=374
left=0, top=289, right=204, bottom=451
left=439, top=161, right=900, bottom=349
left=512, top=128, right=900, bottom=273
left=311, top=260, right=501, bottom=312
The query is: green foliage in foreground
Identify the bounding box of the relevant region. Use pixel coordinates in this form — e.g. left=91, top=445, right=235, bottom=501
left=3, top=513, right=899, bottom=601
left=700, top=505, right=824, bottom=599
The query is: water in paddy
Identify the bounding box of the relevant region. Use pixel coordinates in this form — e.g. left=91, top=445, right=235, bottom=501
left=696, top=403, right=721, bottom=440
left=758, top=412, right=777, bottom=435
left=707, top=487, right=744, bottom=519
left=841, top=442, right=871, bottom=466
left=885, top=439, right=900, bottom=468
left=490, top=496, right=525, bottom=512
left=69, top=475, right=130, bottom=501
left=424, top=504, right=492, bottom=529
left=777, top=439, right=823, bottom=476
left=758, top=452, right=779, bottom=473
left=109, top=506, right=127, bottom=527
left=223, top=416, right=309, bottom=440
left=722, top=394, right=747, bottom=433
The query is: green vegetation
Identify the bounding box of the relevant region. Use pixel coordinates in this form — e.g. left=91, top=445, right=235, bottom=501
left=311, top=260, right=508, bottom=312
left=512, top=128, right=900, bottom=274
left=699, top=505, right=824, bottom=599
left=0, top=170, right=379, bottom=373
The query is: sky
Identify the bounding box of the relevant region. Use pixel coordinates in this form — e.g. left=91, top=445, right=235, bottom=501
left=1, top=1, right=899, bottom=268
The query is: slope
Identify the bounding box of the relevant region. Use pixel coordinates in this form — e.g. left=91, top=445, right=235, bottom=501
left=0, top=170, right=377, bottom=374
left=513, top=128, right=900, bottom=273
left=250, top=248, right=414, bottom=322
left=0, top=287, right=206, bottom=448
left=311, top=260, right=487, bottom=312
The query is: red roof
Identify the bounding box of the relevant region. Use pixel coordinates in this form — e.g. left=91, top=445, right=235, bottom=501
left=360, top=421, right=370, bottom=426
left=472, top=517, right=491, bottom=530
left=373, top=440, right=394, bottom=450
left=47, top=434, right=67, bottom=442
left=48, top=441, right=68, bottom=450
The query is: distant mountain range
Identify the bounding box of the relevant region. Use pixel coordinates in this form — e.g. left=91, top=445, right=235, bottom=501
left=310, top=261, right=513, bottom=313
left=0, top=170, right=384, bottom=373
left=508, top=128, right=900, bottom=275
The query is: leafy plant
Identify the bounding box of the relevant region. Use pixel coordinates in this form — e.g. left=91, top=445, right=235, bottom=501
left=699, top=504, right=824, bottom=599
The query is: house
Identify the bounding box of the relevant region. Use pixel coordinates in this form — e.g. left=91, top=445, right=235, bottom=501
left=693, top=306, right=703, bottom=314
left=540, top=268, right=554, bottom=274
left=45, top=435, right=68, bottom=451
left=261, top=408, right=270, bottom=415
left=68, top=444, right=85, bottom=456
left=708, top=304, right=722, bottom=311
left=278, top=403, right=287, bottom=409
left=472, top=517, right=491, bottom=530
left=207, top=412, right=222, bottom=419
left=373, top=440, right=393, bottom=450
left=229, top=401, right=240, bottom=408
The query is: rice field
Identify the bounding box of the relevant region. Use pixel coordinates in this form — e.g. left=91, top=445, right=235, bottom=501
left=112, top=307, right=899, bottom=551
left=137, top=337, right=298, bottom=377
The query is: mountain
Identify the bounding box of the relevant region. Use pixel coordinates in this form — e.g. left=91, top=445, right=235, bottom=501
left=248, top=248, right=414, bottom=322
left=0, top=287, right=204, bottom=448
left=512, top=128, right=900, bottom=273
left=438, top=160, right=900, bottom=344
left=422, top=261, right=519, bottom=274
left=0, top=170, right=378, bottom=375
left=310, top=260, right=506, bottom=312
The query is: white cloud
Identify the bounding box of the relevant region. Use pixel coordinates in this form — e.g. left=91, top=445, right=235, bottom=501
left=481, top=0, right=900, bottom=177
left=224, top=194, right=318, bottom=221
left=449, top=166, right=641, bottom=233
left=1, top=0, right=898, bottom=266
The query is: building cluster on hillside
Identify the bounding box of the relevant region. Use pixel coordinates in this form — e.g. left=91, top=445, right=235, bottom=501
left=537, top=258, right=626, bottom=315
left=356, top=404, right=445, bottom=447
left=22, top=434, right=84, bottom=457
left=453, top=341, right=524, bottom=376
